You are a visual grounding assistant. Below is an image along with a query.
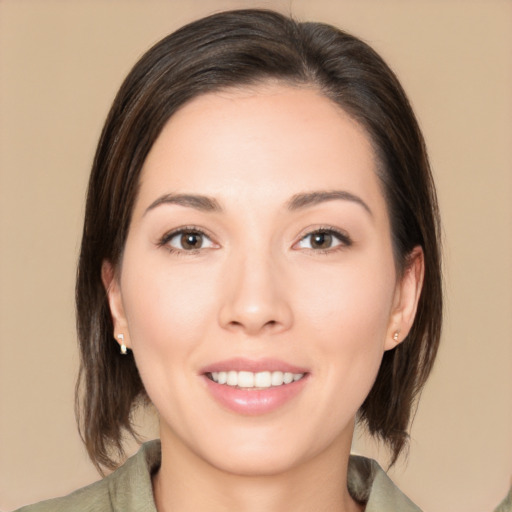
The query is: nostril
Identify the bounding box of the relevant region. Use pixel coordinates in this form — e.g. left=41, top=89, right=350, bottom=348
left=225, top=318, right=282, bottom=335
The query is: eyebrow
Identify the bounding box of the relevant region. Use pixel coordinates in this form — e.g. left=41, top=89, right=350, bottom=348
left=287, top=190, right=373, bottom=216
left=144, top=193, right=222, bottom=215
left=144, top=190, right=372, bottom=217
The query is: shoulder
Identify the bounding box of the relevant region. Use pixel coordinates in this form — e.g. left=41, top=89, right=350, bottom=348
left=493, top=485, right=512, bottom=512
left=14, top=479, right=111, bottom=512
left=15, top=440, right=161, bottom=512
left=348, top=455, right=422, bottom=512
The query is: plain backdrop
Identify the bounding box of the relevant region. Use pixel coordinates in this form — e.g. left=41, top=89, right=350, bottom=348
left=0, top=1, right=511, bottom=511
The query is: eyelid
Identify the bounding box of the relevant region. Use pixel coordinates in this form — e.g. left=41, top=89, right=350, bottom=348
left=292, top=226, right=353, bottom=251
left=157, top=225, right=219, bottom=253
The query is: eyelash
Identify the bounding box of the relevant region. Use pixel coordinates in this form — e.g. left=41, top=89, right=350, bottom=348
left=294, top=226, right=353, bottom=254
left=157, top=225, right=353, bottom=255
left=157, top=226, right=216, bottom=255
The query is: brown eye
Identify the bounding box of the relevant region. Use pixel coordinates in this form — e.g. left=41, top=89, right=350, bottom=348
left=296, top=229, right=352, bottom=251
left=180, top=232, right=203, bottom=250
left=310, top=232, right=333, bottom=249
left=164, top=229, right=215, bottom=252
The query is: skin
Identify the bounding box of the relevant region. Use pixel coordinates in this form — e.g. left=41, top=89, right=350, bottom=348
left=103, top=84, right=424, bottom=512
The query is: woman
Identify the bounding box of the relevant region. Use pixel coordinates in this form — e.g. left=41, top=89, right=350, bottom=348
left=18, top=9, right=442, bottom=512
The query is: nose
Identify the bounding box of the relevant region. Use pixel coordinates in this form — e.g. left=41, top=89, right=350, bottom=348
left=218, top=251, right=293, bottom=336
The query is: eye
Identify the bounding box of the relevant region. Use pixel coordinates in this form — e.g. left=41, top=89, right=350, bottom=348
left=160, top=228, right=216, bottom=252
left=295, top=228, right=352, bottom=251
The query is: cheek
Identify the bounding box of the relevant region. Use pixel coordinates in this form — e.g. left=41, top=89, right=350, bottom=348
left=120, top=253, right=220, bottom=362
left=293, top=255, right=395, bottom=397
left=295, top=255, right=395, bottom=340
left=118, top=255, right=225, bottom=424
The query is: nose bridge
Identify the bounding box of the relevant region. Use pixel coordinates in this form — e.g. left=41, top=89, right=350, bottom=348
left=218, top=241, right=293, bottom=335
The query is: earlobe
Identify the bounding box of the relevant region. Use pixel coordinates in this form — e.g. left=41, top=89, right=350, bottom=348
left=101, top=260, right=130, bottom=350
left=385, top=246, right=424, bottom=351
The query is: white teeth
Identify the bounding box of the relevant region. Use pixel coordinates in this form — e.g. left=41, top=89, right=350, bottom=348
left=209, top=370, right=305, bottom=388
left=254, top=371, right=271, bottom=388
left=238, top=371, right=254, bottom=388
left=271, top=371, right=284, bottom=386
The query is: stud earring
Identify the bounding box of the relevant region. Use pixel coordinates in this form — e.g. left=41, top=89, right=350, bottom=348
left=117, top=334, right=128, bottom=355
left=393, top=331, right=399, bottom=342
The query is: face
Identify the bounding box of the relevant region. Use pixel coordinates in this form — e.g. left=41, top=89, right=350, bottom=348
left=104, top=84, right=422, bottom=477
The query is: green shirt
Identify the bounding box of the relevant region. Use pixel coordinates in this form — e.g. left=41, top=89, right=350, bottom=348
left=16, top=440, right=421, bottom=511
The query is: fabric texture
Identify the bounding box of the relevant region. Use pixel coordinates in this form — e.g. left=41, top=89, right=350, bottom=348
left=493, top=486, right=512, bottom=512
left=16, top=440, right=421, bottom=512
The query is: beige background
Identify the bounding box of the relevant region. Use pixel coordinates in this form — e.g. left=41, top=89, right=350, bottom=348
left=0, top=1, right=511, bottom=511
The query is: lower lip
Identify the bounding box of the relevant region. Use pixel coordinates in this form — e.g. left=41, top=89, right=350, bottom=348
left=203, top=375, right=308, bottom=415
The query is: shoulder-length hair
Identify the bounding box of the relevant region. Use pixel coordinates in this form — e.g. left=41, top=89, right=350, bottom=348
left=76, top=8, right=442, bottom=471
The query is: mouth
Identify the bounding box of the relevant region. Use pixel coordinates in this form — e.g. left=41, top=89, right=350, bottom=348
left=206, top=370, right=306, bottom=389
left=201, top=359, right=309, bottom=414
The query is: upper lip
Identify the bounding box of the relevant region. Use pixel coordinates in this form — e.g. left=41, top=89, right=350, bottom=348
left=200, top=357, right=309, bottom=375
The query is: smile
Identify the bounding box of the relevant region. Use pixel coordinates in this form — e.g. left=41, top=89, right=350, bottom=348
left=208, top=370, right=305, bottom=389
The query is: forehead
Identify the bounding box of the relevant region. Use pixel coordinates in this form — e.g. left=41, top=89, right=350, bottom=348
left=137, top=84, right=384, bottom=215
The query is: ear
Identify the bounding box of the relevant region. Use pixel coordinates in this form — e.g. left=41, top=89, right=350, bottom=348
left=385, top=246, right=424, bottom=351
left=101, top=260, right=131, bottom=350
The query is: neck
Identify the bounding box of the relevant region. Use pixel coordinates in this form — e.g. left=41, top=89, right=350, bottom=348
left=152, top=426, right=363, bottom=512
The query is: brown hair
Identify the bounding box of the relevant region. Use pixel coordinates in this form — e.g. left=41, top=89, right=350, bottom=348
left=76, top=8, right=442, bottom=471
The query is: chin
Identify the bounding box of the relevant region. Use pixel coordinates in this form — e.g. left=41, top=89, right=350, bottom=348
left=183, top=420, right=352, bottom=479
left=206, top=447, right=308, bottom=478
